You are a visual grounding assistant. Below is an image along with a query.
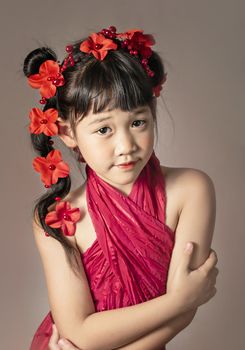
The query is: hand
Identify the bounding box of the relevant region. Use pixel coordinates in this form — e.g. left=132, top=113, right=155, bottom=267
left=48, top=324, right=82, bottom=350
left=167, top=243, right=219, bottom=311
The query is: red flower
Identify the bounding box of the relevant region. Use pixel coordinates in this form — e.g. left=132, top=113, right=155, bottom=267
left=117, top=29, right=144, bottom=40
left=32, top=149, right=70, bottom=187
left=28, top=60, right=64, bottom=99
left=45, top=201, right=81, bottom=236
left=130, top=31, right=155, bottom=58
left=29, top=108, right=58, bottom=136
left=80, top=32, right=117, bottom=60
left=118, top=29, right=155, bottom=59
left=153, top=73, right=168, bottom=97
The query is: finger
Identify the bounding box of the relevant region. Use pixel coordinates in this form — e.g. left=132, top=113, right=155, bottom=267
left=211, top=250, right=218, bottom=266
left=48, top=324, right=61, bottom=350
left=210, top=249, right=218, bottom=263
left=180, top=242, right=194, bottom=272
left=204, top=250, right=218, bottom=270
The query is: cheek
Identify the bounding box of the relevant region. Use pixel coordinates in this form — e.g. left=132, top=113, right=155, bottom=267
left=80, top=139, right=111, bottom=161
left=142, top=129, right=154, bottom=146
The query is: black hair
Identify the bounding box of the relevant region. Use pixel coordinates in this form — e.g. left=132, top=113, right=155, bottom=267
left=23, top=33, right=167, bottom=275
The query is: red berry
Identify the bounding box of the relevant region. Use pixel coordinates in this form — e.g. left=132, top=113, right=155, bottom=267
left=48, top=164, right=56, bottom=170
left=109, top=26, right=117, bottom=33
left=66, top=45, right=73, bottom=53
left=63, top=213, right=69, bottom=220
left=52, top=78, right=60, bottom=85
left=95, top=44, right=103, bottom=50
left=39, top=98, right=47, bottom=105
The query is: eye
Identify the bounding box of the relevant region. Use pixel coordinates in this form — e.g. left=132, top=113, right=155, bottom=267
left=132, top=120, right=146, bottom=127
left=96, top=126, right=111, bottom=135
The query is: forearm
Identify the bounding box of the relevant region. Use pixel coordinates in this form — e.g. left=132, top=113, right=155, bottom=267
left=70, top=293, right=188, bottom=350
left=115, top=307, right=198, bottom=350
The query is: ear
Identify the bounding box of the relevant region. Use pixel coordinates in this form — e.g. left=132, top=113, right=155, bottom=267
left=57, top=117, right=77, bottom=149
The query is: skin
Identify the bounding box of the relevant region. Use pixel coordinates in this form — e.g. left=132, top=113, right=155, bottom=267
left=57, top=104, right=155, bottom=197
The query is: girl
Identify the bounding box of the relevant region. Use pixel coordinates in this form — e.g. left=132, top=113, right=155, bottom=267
left=24, top=26, right=218, bottom=350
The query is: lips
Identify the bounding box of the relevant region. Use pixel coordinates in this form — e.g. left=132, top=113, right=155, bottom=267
left=118, top=161, right=137, bottom=166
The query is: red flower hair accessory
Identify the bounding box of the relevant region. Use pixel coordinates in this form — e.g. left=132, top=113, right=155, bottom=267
left=80, top=32, right=117, bottom=60
left=32, top=149, right=70, bottom=187
left=28, top=60, right=65, bottom=99
left=117, top=29, right=155, bottom=59
left=45, top=200, right=81, bottom=236
left=29, top=108, right=58, bottom=136
left=26, top=47, right=82, bottom=237
left=88, top=27, right=155, bottom=76
left=118, top=29, right=155, bottom=77
left=78, top=26, right=166, bottom=87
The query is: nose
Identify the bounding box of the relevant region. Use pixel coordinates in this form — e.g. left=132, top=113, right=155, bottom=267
left=114, top=130, right=137, bottom=156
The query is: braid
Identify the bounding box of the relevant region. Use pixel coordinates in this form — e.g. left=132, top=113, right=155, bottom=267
left=24, top=47, right=81, bottom=275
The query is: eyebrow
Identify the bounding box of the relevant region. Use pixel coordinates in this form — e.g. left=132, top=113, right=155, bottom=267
left=88, top=107, right=149, bottom=126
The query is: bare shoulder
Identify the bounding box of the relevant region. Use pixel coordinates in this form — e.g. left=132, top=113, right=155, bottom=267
left=160, top=165, right=216, bottom=214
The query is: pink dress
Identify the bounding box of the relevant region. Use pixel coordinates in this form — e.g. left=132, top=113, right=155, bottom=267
left=29, top=151, right=175, bottom=350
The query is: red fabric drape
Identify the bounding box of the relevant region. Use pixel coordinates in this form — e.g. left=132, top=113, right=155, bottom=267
left=30, top=150, right=175, bottom=350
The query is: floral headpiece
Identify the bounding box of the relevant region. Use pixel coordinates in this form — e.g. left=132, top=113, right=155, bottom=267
left=27, top=26, right=167, bottom=237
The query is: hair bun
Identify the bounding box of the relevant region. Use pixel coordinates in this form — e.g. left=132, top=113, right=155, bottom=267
left=23, top=47, right=57, bottom=77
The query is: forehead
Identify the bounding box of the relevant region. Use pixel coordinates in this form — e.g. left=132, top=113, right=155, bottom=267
left=85, top=105, right=151, bottom=124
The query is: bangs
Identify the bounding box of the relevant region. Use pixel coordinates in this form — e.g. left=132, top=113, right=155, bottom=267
left=88, top=58, right=153, bottom=114
left=64, top=50, right=154, bottom=129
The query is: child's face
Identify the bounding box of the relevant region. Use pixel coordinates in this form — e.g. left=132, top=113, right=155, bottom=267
left=63, top=105, right=155, bottom=195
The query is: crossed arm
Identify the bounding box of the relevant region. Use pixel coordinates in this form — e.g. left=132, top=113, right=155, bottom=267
left=52, top=304, right=198, bottom=350
left=114, top=307, right=198, bottom=350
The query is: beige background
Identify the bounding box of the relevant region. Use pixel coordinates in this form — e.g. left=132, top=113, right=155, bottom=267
left=0, top=0, right=244, bottom=349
